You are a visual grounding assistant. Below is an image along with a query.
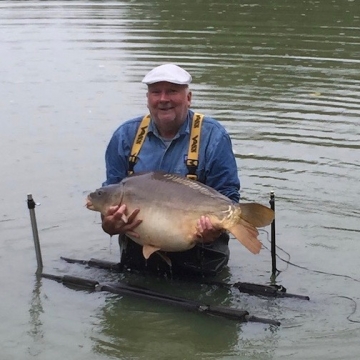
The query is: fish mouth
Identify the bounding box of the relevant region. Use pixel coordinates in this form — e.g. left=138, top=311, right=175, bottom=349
left=85, top=196, right=95, bottom=210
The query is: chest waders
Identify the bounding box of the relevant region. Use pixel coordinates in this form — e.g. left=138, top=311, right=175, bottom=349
left=119, top=113, right=230, bottom=277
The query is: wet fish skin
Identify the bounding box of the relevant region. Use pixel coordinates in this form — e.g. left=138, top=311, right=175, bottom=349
left=86, top=172, right=274, bottom=259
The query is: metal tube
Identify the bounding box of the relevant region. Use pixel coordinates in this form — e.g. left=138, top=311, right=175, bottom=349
left=269, top=191, right=276, bottom=283
left=27, top=194, right=43, bottom=274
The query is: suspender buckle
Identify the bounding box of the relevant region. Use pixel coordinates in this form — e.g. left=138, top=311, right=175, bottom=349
left=186, top=159, right=198, bottom=172
left=128, top=155, right=138, bottom=174
left=186, top=174, right=198, bottom=181
left=186, top=159, right=198, bottom=181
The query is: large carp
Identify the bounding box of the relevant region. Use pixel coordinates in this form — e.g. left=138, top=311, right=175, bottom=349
left=86, top=172, right=274, bottom=260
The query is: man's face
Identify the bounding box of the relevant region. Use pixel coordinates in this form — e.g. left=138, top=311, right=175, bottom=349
left=146, top=82, right=192, bottom=127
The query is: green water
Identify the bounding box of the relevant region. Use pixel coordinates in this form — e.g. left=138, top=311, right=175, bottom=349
left=1, top=1, right=359, bottom=359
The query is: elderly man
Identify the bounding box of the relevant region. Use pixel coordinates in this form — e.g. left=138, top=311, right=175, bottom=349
left=101, top=63, right=240, bottom=277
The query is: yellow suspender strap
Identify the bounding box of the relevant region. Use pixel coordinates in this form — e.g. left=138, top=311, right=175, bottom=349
left=128, top=114, right=151, bottom=175
left=186, top=113, right=204, bottom=181
left=128, top=112, right=204, bottom=179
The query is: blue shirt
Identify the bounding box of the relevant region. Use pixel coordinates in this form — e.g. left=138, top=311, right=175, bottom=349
left=103, top=109, right=240, bottom=202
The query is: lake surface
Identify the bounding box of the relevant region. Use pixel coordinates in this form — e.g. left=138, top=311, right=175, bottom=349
left=1, top=1, right=359, bottom=359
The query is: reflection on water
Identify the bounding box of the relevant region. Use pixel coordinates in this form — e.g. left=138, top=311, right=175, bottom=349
left=28, top=277, right=44, bottom=340
left=92, top=275, right=280, bottom=360
left=96, top=296, right=243, bottom=359
left=27, top=277, right=45, bottom=357
left=1, top=0, right=360, bottom=359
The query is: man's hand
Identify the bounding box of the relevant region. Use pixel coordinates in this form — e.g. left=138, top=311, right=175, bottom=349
left=195, top=216, right=222, bottom=243
left=102, top=204, right=142, bottom=237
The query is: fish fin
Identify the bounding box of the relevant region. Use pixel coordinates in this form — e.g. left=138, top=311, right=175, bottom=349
left=156, top=252, right=172, bottom=267
left=142, top=245, right=161, bottom=259
left=228, top=220, right=262, bottom=254
left=239, top=203, right=274, bottom=228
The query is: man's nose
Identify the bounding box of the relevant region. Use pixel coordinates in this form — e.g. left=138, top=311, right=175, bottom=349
left=159, top=91, right=170, bottom=101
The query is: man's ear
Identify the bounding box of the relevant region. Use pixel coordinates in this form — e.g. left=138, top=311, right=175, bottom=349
left=187, top=90, right=192, bottom=105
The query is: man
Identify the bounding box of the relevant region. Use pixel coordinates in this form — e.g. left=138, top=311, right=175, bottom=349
left=101, top=63, right=240, bottom=277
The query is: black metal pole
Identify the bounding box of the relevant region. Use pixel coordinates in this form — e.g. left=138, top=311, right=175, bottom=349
left=60, top=257, right=310, bottom=300
left=41, top=273, right=280, bottom=326
left=27, top=194, right=43, bottom=274
left=269, top=191, right=276, bottom=283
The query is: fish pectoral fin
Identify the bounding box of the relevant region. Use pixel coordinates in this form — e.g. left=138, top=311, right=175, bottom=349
left=156, top=252, right=172, bottom=267
left=142, top=245, right=161, bottom=259
left=239, top=203, right=275, bottom=228
left=229, top=220, right=262, bottom=254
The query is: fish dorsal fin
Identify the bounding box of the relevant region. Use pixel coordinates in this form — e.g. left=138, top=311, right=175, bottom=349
left=142, top=244, right=161, bottom=259
left=239, top=203, right=274, bottom=228
left=228, top=219, right=262, bottom=254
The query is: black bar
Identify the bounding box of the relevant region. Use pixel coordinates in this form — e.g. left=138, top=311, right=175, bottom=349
left=101, top=283, right=280, bottom=325
left=233, top=282, right=310, bottom=300
left=269, top=191, right=277, bottom=281
left=60, top=257, right=122, bottom=271
left=42, top=273, right=99, bottom=289
left=27, top=194, right=43, bottom=274
left=88, top=258, right=122, bottom=271
left=245, top=315, right=281, bottom=326
left=60, top=257, right=309, bottom=300
left=60, top=257, right=88, bottom=265
left=41, top=272, right=280, bottom=325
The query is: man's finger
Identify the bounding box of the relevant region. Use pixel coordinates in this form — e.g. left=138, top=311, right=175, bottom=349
left=127, top=208, right=140, bottom=223
left=105, top=205, right=120, bottom=216
left=124, top=219, right=142, bottom=238
left=196, top=219, right=203, bottom=231
left=126, top=230, right=140, bottom=238
left=204, top=217, right=214, bottom=230
left=121, top=214, right=129, bottom=223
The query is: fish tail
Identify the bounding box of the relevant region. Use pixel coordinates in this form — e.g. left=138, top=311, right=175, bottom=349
left=225, top=202, right=274, bottom=254
left=238, top=203, right=274, bottom=228
left=228, top=220, right=262, bottom=254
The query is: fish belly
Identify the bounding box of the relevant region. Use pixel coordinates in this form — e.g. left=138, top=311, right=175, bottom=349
left=126, top=205, right=199, bottom=252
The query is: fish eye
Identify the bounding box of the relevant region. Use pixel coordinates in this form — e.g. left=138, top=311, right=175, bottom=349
left=97, top=190, right=103, bottom=196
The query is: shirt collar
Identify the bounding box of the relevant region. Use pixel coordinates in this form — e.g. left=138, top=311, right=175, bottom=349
left=148, top=110, right=192, bottom=139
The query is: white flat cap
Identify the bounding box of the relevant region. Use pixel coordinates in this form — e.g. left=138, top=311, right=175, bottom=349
left=142, top=64, right=192, bottom=85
